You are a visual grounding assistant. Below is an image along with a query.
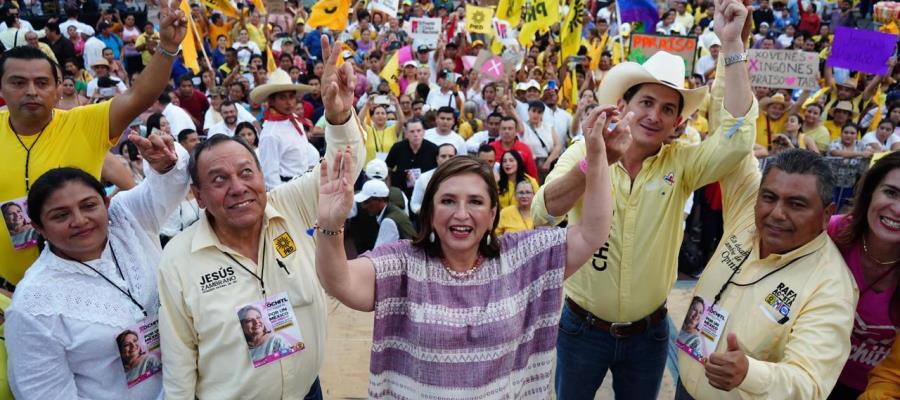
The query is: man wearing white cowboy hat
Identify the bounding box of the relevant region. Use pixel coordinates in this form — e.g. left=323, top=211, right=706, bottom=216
left=532, top=0, right=757, bottom=397
left=252, top=68, right=317, bottom=189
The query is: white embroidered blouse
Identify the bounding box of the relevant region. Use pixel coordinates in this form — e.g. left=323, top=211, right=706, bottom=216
left=5, top=147, right=190, bottom=400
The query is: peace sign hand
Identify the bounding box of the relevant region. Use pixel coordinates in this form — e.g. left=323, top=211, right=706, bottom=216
left=158, top=0, right=188, bottom=52
left=321, top=36, right=356, bottom=125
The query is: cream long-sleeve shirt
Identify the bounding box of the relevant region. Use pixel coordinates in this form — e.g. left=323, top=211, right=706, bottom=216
left=157, top=112, right=365, bottom=400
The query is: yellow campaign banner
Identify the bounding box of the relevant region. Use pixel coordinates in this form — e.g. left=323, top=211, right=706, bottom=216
left=379, top=51, right=400, bottom=96
left=496, top=0, right=525, bottom=26
left=518, top=0, right=559, bottom=47
left=560, top=0, right=584, bottom=65
left=200, top=0, right=239, bottom=18
left=465, top=5, right=494, bottom=35
left=266, top=46, right=277, bottom=74
left=180, top=0, right=200, bottom=73
left=308, top=0, right=351, bottom=31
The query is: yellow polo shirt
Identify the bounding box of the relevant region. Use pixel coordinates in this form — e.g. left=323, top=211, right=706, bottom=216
left=677, top=155, right=858, bottom=399
left=157, top=113, right=365, bottom=399
left=532, top=82, right=758, bottom=322
left=825, top=120, right=844, bottom=140
left=0, top=101, right=114, bottom=285
left=805, top=124, right=831, bottom=152
left=365, top=124, right=398, bottom=163
left=755, top=112, right=787, bottom=148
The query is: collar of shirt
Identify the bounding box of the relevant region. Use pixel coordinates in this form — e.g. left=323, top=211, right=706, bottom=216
left=190, top=202, right=286, bottom=254
left=751, top=229, right=828, bottom=267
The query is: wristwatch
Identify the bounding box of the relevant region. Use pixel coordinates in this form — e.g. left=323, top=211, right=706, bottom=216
left=723, top=52, right=748, bottom=67
left=156, top=44, right=181, bottom=58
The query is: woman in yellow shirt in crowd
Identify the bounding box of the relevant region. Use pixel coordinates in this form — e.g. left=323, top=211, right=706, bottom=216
left=495, top=180, right=536, bottom=235
left=497, top=150, right=539, bottom=209
left=361, top=95, right=405, bottom=163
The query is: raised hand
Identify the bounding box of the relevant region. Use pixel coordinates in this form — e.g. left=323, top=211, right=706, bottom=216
left=158, top=0, right=188, bottom=53
left=318, top=146, right=354, bottom=231
left=714, top=0, right=750, bottom=46
left=705, top=333, right=749, bottom=391
left=582, top=106, right=633, bottom=165
left=128, top=133, right=177, bottom=173
left=321, top=36, right=356, bottom=124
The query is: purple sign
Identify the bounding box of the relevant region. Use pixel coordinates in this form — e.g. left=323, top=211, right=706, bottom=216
left=827, top=27, right=897, bottom=75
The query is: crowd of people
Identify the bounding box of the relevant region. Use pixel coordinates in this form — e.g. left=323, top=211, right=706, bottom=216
left=0, top=0, right=897, bottom=398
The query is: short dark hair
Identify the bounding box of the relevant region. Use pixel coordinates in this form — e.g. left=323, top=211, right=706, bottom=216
left=46, top=22, right=62, bottom=35
left=477, top=144, right=495, bottom=155
left=189, top=134, right=261, bottom=186
left=437, top=106, right=455, bottom=117
left=499, top=116, right=517, bottom=126
left=158, top=90, right=173, bottom=105
left=27, top=168, right=105, bottom=227
left=178, top=129, right=197, bottom=143
left=622, top=83, right=685, bottom=117
left=528, top=101, right=545, bottom=111
left=761, top=149, right=834, bottom=207
left=0, top=46, right=60, bottom=85
left=178, top=74, right=194, bottom=86
left=436, top=143, right=457, bottom=156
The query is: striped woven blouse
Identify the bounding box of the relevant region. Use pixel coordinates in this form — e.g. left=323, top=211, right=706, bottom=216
left=363, top=227, right=568, bottom=399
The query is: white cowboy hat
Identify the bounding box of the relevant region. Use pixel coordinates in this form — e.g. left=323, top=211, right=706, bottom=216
left=596, top=51, right=707, bottom=120
left=249, top=69, right=315, bottom=104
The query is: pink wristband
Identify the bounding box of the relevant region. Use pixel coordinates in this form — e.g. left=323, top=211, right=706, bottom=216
left=579, top=159, right=588, bottom=174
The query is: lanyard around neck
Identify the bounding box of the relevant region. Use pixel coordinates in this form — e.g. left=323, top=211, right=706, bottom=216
left=224, top=250, right=267, bottom=298
left=62, top=245, right=147, bottom=317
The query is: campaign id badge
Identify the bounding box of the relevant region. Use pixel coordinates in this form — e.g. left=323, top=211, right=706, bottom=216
left=116, top=317, right=162, bottom=388
left=236, top=292, right=306, bottom=368
left=405, top=168, right=421, bottom=189
left=1, top=196, right=39, bottom=250
left=675, top=296, right=729, bottom=363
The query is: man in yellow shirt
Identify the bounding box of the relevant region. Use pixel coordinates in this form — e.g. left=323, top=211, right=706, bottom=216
left=0, top=1, right=189, bottom=287
left=158, top=36, right=365, bottom=400
left=755, top=93, right=789, bottom=148
left=674, top=149, right=857, bottom=399
left=532, top=1, right=755, bottom=396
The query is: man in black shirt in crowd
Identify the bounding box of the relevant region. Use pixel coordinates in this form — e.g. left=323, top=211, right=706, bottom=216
left=385, top=117, right=438, bottom=199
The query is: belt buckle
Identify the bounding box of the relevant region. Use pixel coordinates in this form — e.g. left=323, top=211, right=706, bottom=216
left=609, top=322, right=632, bottom=338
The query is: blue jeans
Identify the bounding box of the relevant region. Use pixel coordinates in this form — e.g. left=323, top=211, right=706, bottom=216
left=555, top=303, right=669, bottom=400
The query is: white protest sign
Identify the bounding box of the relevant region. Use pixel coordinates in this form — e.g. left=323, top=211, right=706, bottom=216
left=493, top=18, right=520, bottom=48
left=748, top=49, right=820, bottom=91
left=369, top=0, right=399, bottom=18
left=407, top=17, right=442, bottom=50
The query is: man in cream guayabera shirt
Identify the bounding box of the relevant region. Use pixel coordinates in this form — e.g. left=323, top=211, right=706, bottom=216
left=673, top=88, right=857, bottom=398
left=532, top=1, right=755, bottom=397
left=157, top=37, right=365, bottom=399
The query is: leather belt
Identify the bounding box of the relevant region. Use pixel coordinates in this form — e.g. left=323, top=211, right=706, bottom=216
left=565, top=297, right=667, bottom=338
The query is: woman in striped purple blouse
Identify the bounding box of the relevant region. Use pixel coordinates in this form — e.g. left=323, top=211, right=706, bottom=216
left=314, top=108, right=625, bottom=399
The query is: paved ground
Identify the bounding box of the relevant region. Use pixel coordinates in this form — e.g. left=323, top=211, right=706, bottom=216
left=319, top=280, right=698, bottom=399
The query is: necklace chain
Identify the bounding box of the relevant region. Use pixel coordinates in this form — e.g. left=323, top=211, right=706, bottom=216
left=442, top=255, right=484, bottom=279
left=862, top=236, right=900, bottom=265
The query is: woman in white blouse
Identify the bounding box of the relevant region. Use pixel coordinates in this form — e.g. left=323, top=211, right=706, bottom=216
left=5, top=135, right=189, bottom=400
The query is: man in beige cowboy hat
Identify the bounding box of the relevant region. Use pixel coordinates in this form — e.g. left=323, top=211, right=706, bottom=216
left=532, top=0, right=757, bottom=396
left=85, top=58, right=127, bottom=99
left=755, top=92, right=806, bottom=149
left=824, top=100, right=857, bottom=140
left=250, top=68, right=316, bottom=189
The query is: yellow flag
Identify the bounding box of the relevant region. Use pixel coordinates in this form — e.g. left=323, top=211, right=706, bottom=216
left=560, top=0, right=584, bottom=65
left=379, top=51, right=400, bottom=96
left=519, top=0, right=559, bottom=47
left=250, top=0, right=266, bottom=14
left=570, top=67, right=578, bottom=109
left=267, top=46, right=277, bottom=73
left=466, top=5, right=494, bottom=34
left=200, top=0, right=239, bottom=18
left=496, top=0, right=525, bottom=26
left=308, top=0, right=351, bottom=31
left=180, top=0, right=200, bottom=73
